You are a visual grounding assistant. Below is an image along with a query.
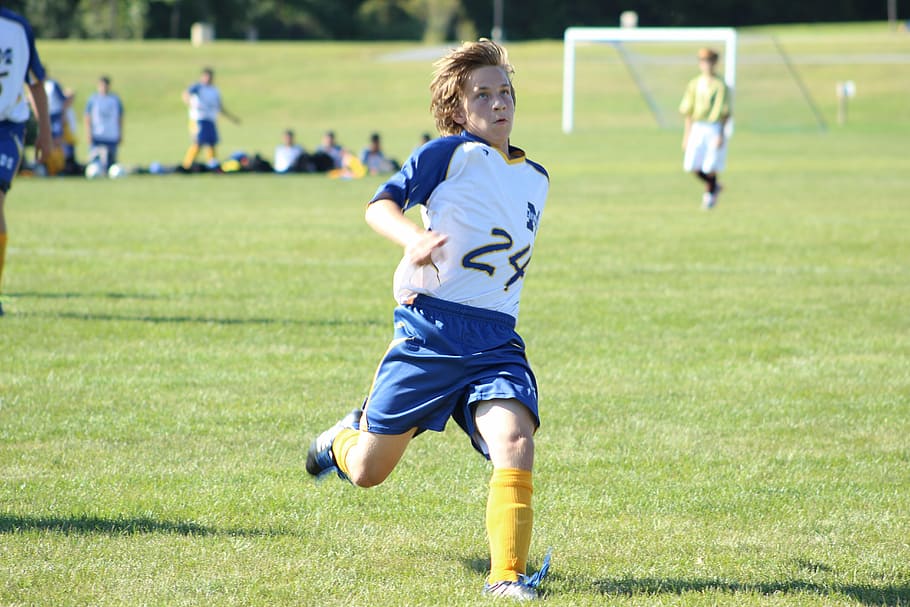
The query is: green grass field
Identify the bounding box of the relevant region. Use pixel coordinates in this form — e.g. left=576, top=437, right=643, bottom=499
left=2, top=24, right=909, bottom=606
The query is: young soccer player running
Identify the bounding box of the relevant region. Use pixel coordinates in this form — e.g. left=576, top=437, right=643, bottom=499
left=0, top=5, right=53, bottom=316
left=679, top=47, right=732, bottom=210
left=306, top=39, right=550, bottom=600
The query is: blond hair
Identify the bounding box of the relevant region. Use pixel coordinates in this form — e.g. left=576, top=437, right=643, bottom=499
left=429, top=39, right=515, bottom=136
left=698, top=47, right=719, bottom=63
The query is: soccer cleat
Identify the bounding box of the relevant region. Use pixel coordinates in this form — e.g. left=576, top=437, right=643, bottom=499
left=701, top=191, right=713, bottom=209
left=703, top=183, right=723, bottom=210
left=482, top=580, right=538, bottom=601
left=0, top=301, right=4, bottom=316
left=483, top=549, right=551, bottom=601
left=305, top=408, right=362, bottom=480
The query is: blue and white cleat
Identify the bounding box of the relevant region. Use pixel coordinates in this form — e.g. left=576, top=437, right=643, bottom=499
left=483, top=580, right=538, bottom=601
left=702, top=183, right=723, bottom=210
left=305, top=408, right=361, bottom=481
left=483, top=579, right=540, bottom=601
left=702, top=191, right=714, bottom=210
left=483, top=550, right=551, bottom=601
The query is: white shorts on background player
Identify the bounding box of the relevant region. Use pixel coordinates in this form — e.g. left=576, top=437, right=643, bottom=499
left=683, top=120, right=727, bottom=174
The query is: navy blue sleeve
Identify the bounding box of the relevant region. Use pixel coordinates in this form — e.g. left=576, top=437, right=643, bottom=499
left=21, top=12, right=46, bottom=84
left=369, top=135, right=463, bottom=211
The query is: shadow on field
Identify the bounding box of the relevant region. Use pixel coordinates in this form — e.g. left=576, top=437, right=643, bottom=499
left=596, top=577, right=910, bottom=606
left=0, top=514, right=280, bottom=537
left=9, top=291, right=384, bottom=327
left=16, top=310, right=381, bottom=327
left=11, top=291, right=166, bottom=300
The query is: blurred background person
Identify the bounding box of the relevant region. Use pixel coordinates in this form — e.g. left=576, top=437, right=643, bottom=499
left=84, top=75, right=124, bottom=173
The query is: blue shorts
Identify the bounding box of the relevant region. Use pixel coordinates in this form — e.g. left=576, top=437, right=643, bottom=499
left=89, top=141, right=119, bottom=167
left=360, top=295, right=540, bottom=458
left=0, top=121, right=26, bottom=193
left=50, top=112, right=65, bottom=140
left=193, top=119, right=219, bottom=146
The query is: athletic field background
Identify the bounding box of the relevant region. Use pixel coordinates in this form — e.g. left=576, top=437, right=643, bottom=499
left=2, top=23, right=908, bottom=606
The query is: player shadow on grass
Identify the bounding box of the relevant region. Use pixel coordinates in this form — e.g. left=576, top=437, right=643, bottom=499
left=9, top=291, right=383, bottom=326
left=15, top=310, right=382, bottom=327
left=39, top=311, right=381, bottom=326
left=0, top=514, right=283, bottom=537
left=596, top=576, right=910, bottom=606
left=9, top=291, right=166, bottom=300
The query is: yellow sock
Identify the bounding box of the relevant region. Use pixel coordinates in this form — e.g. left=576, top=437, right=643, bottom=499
left=205, top=147, right=216, bottom=162
left=182, top=144, right=200, bottom=169
left=486, top=467, right=533, bottom=584
left=331, top=428, right=360, bottom=478
left=0, top=232, right=7, bottom=294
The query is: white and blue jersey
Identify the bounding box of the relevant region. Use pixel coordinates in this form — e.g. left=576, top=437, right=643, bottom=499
left=1, top=8, right=45, bottom=191
left=186, top=83, right=221, bottom=145
left=85, top=93, right=123, bottom=144
left=371, top=131, right=549, bottom=320
left=44, top=78, right=67, bottom=139
left=360, top=132, right=549, bottom=455
left=0, top=8, right=45, bottom=124
left=186, top=83, right=221, bottom=121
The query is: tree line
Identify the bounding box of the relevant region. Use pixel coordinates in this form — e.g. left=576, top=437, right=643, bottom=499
left=6, top=0, right=896, bottom=41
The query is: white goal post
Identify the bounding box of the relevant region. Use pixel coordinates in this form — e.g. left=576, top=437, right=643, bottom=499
left=562, top=27, right=738, bottom=133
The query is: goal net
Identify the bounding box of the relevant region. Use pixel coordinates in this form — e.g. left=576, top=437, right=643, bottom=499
left=562, top=27, right=826, bottom=134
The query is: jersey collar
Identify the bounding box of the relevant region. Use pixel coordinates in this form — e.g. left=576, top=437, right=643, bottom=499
left=461, top=130, right=526, bottom=163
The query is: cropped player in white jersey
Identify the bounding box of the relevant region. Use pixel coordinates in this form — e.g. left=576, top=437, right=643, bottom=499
left=0, top=5, right=52, bottom=316
left=42, top=74, right=69, bottom=174
left=84, top=75, right=123, bottom=172
left=680, top=47, right=731, bottom=210
left=181, top=67, right=239, bottom=170
left=306, top=39, right=551, bottom=600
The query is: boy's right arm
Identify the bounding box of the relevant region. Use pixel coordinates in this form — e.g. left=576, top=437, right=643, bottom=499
left=365, top=198, right=447, bottom=266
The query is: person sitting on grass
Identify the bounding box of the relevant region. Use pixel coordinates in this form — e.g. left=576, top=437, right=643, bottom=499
left=359, top=132, right=399, bottom=175
left=273, top=129, right=306, bottom=173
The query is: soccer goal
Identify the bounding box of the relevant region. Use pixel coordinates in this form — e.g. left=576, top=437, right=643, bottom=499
left=562, top=27, right=737, bottom=134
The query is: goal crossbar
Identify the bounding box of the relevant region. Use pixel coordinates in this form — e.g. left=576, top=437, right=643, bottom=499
left=562, top=27, right=738, bottom=133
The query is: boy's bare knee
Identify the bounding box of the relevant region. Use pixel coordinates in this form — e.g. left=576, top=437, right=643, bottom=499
left=349, top=471, right=386, bottom=488
left=347, top=463, right=392, bottom=488
left=509, top=432, right=535, bottom=453
left=487, top=431, right=534, bottom=469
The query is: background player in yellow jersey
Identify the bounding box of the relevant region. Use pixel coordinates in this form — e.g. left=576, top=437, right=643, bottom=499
left=679, top=47, right=731, bottom=210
